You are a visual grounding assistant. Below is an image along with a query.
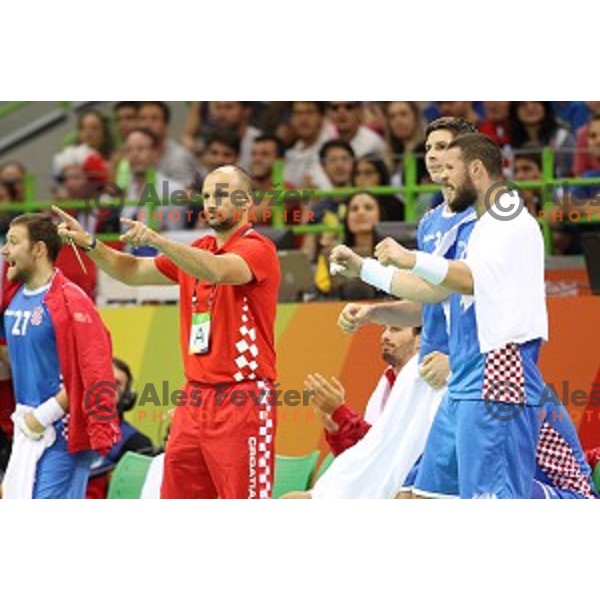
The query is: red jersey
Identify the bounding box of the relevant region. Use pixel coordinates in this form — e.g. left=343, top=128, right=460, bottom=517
left=155, top=224, right=280, bottom=385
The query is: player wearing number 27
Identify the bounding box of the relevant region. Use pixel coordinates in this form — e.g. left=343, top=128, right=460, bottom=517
left=0, top=214, right=120, bottom=499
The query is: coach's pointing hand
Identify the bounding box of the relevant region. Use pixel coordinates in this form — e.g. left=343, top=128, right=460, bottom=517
left=375, top=237, right=415, bottom=269
left=52, top=205, right=94, bottom=248
left=120, top=218, right=162, bottom=247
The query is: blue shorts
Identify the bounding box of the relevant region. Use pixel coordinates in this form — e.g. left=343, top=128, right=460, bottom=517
left=399, top=456, right=421, bottom=490
left=33, top=421, right=95, bottom=499
left=413, top=394, right=541, bottom=498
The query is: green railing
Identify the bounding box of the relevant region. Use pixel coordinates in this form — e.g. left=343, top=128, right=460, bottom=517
left=2, top=147, right=599, bottom=253
left=268, top=149, right=600, bottom=255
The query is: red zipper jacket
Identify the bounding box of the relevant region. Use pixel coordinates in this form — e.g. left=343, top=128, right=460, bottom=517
left=1, top=270, right=120, bottom=455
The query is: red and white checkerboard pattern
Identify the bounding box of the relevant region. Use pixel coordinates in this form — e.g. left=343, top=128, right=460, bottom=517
left=233, top=296, right=259, bottom=383
left=482, top=343, right=525, bottom=403
left=536, top=422, right=595, bottom=498
left=256, top=381, right=274, bottom=499
left=30, top=306, right=44, bottom=326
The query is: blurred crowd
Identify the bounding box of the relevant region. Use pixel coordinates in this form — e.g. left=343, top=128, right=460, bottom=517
left=1, top=101, right=599, bottom=299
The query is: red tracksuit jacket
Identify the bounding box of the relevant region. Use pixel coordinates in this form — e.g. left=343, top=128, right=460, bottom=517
left=325, top=368, right=397, bottom=456
left=1, top=269, right=120, bottom=455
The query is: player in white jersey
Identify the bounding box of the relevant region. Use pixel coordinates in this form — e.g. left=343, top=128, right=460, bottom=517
left=331, top=133, right=594, bottom=498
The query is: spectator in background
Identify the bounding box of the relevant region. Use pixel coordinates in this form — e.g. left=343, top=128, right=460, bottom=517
left=180, top=101, right=209, bottom=153
left=342, top=191, right=385, bottom=256
left=204, top=102, right=262, bottom=172
left=508, top=101, right=576, bottom=177
left=0, top=162, right=26, bottom=203
left=438, top=101, right=480, bottom=124
left=581, top=115, right=600, bottom=174
left=194, top=129, right=241, bottom=189
left=556, top=114, right=600, bottom=254
left=255, top=102, right=295, bottom=147
left=114, top=101, right=140, bottom=143
left=250, top=135, right=300, bottom=225
left=384, top=101, right=425, bottom=170
left=513, top=140, right=600, bottom=256
left=182, top=101, right=262, bottom=157
left=311, top=139, right=355, bottom=229
left=53, top=145, right=112, bottom=232
left=318, top=191, right=386, bottom=300
left=352, top=154, right=404, bottom=221
left=112, top=101, right=140, bottom=184
left=284, top=101, right=333, bottom=189
left=0, top=161, right=27, bottom=238
left=138, top=101, right=197, bottom=186
left=382, top=101, right=427, bottom=204
left=308, top=140, right=355, bottom=292
left=552, top=101, right=591, bottom=132
left=121, top=128, right=189, bottom=242
left=52, top=145, right=113, bottom=298
left=251, top=135, right=285, bottom=189
left=513, top=149, right=543, bottom=216
left=574, top=103, right=600, bottom=176
left=478, top=101, right=511, bottom=146
left=328, top=102, right=387, bottom=157
left=76, top=109, right=115, bottom=162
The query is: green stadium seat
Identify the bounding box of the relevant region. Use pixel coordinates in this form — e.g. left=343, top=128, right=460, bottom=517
left=107, top=451, right=153, bottom=499
left=593, top=463, right=600, bottom=495
left=272, top=451, right=320, bottom=498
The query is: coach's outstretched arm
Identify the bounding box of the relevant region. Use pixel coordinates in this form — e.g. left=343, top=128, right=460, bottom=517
left=52, top=206, right=173, bottom=286
left=52, top=207, right=252, bottom=286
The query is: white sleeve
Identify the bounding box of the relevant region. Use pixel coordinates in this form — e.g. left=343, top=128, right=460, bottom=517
left=463, top=211, right=548, bottom=353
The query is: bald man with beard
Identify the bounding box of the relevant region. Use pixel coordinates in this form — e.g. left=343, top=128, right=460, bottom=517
left=53, top=166, right=281, bottom=499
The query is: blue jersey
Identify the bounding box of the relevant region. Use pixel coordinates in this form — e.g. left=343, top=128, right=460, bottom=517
left=417, top=204, right=475, bottom=360
left=446, top=219, right=546, bottom=405
left=2, top=283, right=61, bottom=407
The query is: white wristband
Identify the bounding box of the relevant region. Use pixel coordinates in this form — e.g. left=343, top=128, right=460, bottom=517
left=411, top=251, right=449, bottom=285
left=32, top=396, right=66, bottom=428
left=360, top=258, right=395, bottom=294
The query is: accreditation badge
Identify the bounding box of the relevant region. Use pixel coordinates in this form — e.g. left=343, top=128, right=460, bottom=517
left=189, top=312, right=211, bottom=354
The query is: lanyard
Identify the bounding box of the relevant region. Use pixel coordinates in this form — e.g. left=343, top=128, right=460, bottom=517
left=191, top=279, right=217, bottom=313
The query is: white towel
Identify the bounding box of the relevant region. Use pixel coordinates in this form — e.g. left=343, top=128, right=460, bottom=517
left=312, top=355, right=445, bottom=499
left=363, top=371, right=393, bottom=426
left=3, top=405, right=56, bottom=499
left=140, top=453, right=165, bottom=500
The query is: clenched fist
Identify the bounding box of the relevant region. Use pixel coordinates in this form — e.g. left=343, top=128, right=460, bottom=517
left=374, top=237, right=416, bottom=269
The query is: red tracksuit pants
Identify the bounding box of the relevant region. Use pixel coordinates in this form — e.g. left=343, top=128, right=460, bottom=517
left=160, top=380, right=276, bottom=499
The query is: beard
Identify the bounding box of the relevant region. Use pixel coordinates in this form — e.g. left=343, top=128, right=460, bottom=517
left=209, top=216, right=237, bottom=232
left=382, top=350, right=398, bottom=367
left=448, top=175, right=478, bottom=213
left=7, top=264, right=30, bottom=284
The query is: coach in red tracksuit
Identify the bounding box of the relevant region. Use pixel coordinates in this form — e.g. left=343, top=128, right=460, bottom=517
left=53, top=165, right=281, bottom=499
